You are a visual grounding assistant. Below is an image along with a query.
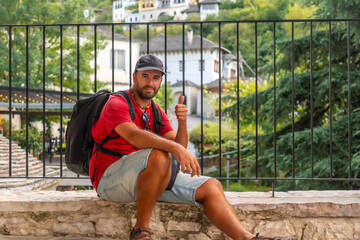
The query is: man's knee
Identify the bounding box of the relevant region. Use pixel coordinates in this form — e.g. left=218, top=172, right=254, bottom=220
left=206, top=179, right=223, bottom=194
left=147, top=149, right=171, bottom=176
left=196, top=179, right=224, bottom=203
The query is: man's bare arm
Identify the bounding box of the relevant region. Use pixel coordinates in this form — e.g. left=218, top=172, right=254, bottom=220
left=114, top=122, right=200, bottom=177
left=163, top=95, right=188, bottom=148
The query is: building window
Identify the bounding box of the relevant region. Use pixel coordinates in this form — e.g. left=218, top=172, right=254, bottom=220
left=203, top=4, right=216, bottom=10
left=135, top=17, right=138, bottom=21
left=147, top=3, right=149, bottom=7
left=150, top=14, right=153, bottom=18
left=143, top=15, right=145, bottom=19
left=199, top=60, right=205, bottom=71
left=151, top=3, right=153, bottom=7
left=214, top=60, right=219, bottom=73
left=110, top=50, right=125, bottom=70
left=142, top=4, right=145, bottom=8
left=179, top=60, right=183, bottom=71
left=174, top=11, right=176, bottom=15
left=231, top=69, right=236, bottom=78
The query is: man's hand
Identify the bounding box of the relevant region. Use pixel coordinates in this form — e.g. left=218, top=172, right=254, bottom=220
left=174, top=144, right=201, bottom=177
left=175, top=95, right=187, bottom=123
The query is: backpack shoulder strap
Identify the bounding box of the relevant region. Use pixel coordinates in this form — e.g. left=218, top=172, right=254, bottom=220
left=151, top=100, right=166, bottom=135
left=115, top=91, right=136, bottom=121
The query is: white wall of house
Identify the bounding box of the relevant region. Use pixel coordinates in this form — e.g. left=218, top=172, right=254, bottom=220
left=139, top=6, right=187, bottom=22
left=124, top=11, right=140, bottom=23
left=170, top=84, right=199, bottom=115
left=200, top=3, right=219, bottom=20
left=148, top=49, right=223, bottom=86
left=92, top=39, right=141, bottom=91
left=113, top=0, right=138, bottom=22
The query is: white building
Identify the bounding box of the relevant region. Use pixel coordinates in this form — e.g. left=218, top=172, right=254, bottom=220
left=92, top=27, right=141, bottom=91
left=124, top=11, right=140, bottom=23
left=138, top=0, right=191, bottom=22
left=181, top=0, right=221, bottom=21
left=140, top=29, right=236, bottom=115
left=78, top=26, right=141, bottom=91
left=140, top=29, right=236, bottom=85
left=113, top=0, right=138, bottom=22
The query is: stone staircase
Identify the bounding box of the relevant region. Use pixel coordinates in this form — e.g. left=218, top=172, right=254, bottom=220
left=0, top=134, right=60, bottom=190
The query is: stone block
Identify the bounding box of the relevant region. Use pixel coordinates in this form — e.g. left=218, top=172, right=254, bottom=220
left=150, top=221, right=166, bottom=232
left=325, top=222, right=353, bottom=240
left=95, top=217, right=129, bottom=236
left=188, top=232, right=211, bottom=240
left=167, top=221, right=201, bottom=232
left=254, top=220, right=296, bottom=238
left=53, top=222, right=95, bottom=236
left=354, top=222, right=360, bottom=239
left=303, top=221, right=323, bottom=240
left=57, top=215, right=73, bottom=222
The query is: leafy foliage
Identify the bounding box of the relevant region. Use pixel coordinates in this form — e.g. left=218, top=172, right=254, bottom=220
left=12, top=125, right=43, bottom=156
left=153, top=82, right=174, bottom=110
left=0, top=0, right=107, bottom=93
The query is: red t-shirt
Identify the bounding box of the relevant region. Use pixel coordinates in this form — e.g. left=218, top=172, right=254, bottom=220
left=89, top=90, right=174, bottom=190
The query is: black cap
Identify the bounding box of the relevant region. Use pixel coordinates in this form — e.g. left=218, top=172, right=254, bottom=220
left=135, top=54, right=166, bottom=75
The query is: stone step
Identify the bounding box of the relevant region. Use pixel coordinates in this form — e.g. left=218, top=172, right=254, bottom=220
left=0, top=161, right=44, bottom=170
left=0, top=167, right=59, bottom=178
left=0, top=178, right=57, bottom=189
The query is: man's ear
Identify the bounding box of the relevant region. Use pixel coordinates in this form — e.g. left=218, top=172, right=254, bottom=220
left=132, top=72, right=136, bottom=83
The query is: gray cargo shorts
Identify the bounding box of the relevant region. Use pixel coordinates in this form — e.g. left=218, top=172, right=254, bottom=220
left=97, top=148, right=211, bottom=205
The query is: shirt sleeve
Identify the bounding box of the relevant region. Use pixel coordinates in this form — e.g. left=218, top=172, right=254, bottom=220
left=102, top=95, right=133, bottom=135
left=156, top=104, right=174, bottom=136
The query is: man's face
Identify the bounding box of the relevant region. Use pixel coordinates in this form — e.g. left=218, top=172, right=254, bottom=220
left=133, top=70, right=163, bottom=100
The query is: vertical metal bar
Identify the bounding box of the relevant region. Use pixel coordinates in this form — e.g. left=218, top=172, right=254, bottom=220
left=129, top=24, right=132, bottom=88
left=200, top=22, right=204, bottom=174
left=291, top=22, right=295, bottom=179
left=218, top=22, right=222, bottom=178
left=25, top=26, right=29, bottom=177
left=42, top=26, right=46, bottom=177
left=347, top=21, right=352, bottom=178
left=147, top=24, right=150, bottom=55
left=112, top=24, right=115, bottom=92
left=255, top=22, right=258, bottom=178
left=60, top=25, right=63, bottom=177
left=8, top=26, right=12, bottom=177
left=94, top=25, right=97, bottom=92
left=273, top=22, right=277, bottom=180
left=77, top=25, right=80, bottom=100
left=329, top=21, right=333, bottom=179
left=164, top=23, right=168, bottom=113
left=237, top=22, right=240, bottom=178
left=310, top=21, right=314, bottom=179
left=182, top=23, right=185, bottom=95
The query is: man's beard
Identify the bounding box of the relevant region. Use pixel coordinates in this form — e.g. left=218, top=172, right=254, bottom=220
left=134, top=85, right=160, bottom=100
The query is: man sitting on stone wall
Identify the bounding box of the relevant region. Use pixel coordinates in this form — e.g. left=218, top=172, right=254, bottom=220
left=89, top=54, right=276, bottom=240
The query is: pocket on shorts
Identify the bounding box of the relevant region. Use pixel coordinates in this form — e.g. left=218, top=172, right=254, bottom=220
left=101, top=183, right=135, bottom=203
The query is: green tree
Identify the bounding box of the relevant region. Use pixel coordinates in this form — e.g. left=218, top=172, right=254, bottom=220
left=0, top=0, right=106, bottom=93
left=153, top=82, right=174, bottom=110
left=220, top=2, right=360, bottom=190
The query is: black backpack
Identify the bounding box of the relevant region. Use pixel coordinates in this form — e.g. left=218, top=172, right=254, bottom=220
left=65, top=89, right=179, bottom=190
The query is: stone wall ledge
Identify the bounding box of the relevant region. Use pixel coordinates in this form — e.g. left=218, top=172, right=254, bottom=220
left=0, top=190, right=359, bottom=240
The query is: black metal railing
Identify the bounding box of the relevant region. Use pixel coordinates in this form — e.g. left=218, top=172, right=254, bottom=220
left=0, top=19, right=359, bottom=194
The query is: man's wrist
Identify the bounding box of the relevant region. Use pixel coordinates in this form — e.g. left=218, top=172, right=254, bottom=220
left=177, top=120, right=187, bottom=125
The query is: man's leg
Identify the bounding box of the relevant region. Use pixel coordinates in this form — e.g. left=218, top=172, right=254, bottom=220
left=134, top=149, right=171, bottom=229
left=195, top=179, right=255, bottom=240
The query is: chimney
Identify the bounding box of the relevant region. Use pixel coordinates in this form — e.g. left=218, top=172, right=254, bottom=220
left=187, top=28, right=193, bottom=45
